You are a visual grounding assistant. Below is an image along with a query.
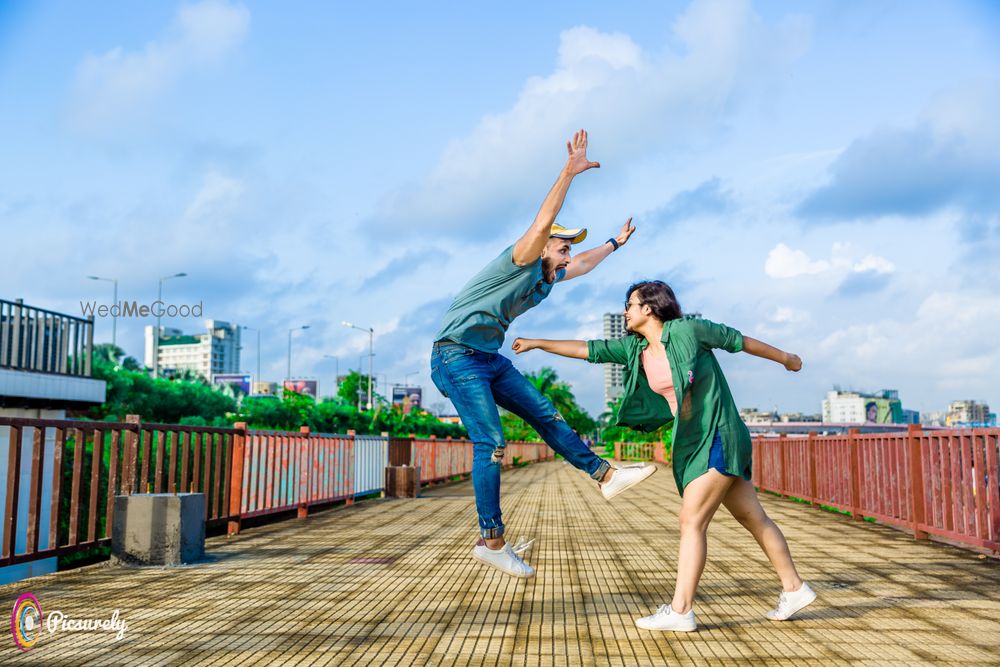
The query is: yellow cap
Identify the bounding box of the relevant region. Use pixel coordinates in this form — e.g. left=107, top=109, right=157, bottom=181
left=549, top=223, right=587, bottom=244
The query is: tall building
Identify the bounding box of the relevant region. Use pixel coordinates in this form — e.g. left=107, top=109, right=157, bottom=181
left=946, top=400, right=992, bottom=426
left=602, top=313, right=626, bottom=408
left=144, top=320, right=241, bottom=381
left=822, top=389, right=904, bottom=424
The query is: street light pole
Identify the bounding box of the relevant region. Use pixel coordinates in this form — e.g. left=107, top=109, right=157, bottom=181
left=287, top=325, right=310, bottom=381
left=87, top=275, right=118, bottom=348
left=323, top=355, right=339, bottom=393
left=343, top=321, right=374, bottom=411
left=242, top=325, right=261, bottom=384
left=154, top=272, right=187, bottom=378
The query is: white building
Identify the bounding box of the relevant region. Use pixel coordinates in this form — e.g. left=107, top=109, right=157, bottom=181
left=822, top=391, right=867, bottom=423
left=144, top=320, right=241, bottom=381
left=946, top=400, right=991, bottom=426
left=602, top=313, right=626, bottom=408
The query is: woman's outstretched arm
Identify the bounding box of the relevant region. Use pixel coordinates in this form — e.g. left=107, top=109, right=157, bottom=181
left=512, top=338, right=588, bottom=359
left=742, top=336, right=802, bottom=372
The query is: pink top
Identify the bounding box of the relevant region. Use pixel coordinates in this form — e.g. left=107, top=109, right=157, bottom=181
left=641, top=346, right=677, bottom=415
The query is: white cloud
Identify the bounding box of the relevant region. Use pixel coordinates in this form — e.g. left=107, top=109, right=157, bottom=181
left=183, top=171, right=245, bottom=222
left=69, top=1, right=250, bottom=132
left=765, top=242, right=894, bottom=279
left=370, top=0, right=811, bottom=238
left=816, top=290, right=1000, bottom=401
left=764, top=243, right=829, bottom=278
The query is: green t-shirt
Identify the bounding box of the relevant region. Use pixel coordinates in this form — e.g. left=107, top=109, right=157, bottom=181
left=435, top=245, right=566, bottom=353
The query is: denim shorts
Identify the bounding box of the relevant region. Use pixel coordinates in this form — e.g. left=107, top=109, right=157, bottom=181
left=709, top=430, right=737, bottom=477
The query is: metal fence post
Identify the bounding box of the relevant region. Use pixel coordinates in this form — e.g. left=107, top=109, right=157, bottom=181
left=779, top=433, right=788, bottom=498
left=908, top=423, right=928, bottom=540
left=124, top=414, right=141, bottom=495
left=298, top=426, right=310, bottom=520
left=808, top=431, right=819, bottom=506
left=228, top=422, right=247, bottom=536
left=849, top=428, right=863, bottom=521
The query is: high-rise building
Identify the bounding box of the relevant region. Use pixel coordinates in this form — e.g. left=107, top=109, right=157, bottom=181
left=946, top=400, right=992, bottom=426
left=144, top=320, right=241, bottom=381
left=602, top=313, right=626, bottom=408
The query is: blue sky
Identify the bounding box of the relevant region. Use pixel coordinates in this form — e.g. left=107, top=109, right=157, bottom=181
left=2, top=0, right=998, bottom=417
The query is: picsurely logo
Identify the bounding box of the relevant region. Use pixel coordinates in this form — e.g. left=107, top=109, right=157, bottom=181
left=10, top=593, right=41, bottom=651
left=80, top=300, right=203, bottom=318
left=10, top=593, right=128, bottom=651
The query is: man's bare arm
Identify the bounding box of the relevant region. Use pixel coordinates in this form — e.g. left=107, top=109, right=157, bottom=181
left=512, top=130, right=600, bottom=266
left=562, top=217, right=636, bottom=281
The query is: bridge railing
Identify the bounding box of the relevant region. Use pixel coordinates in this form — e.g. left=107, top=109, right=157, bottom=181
left=753, top=426, right=1000, bottom=554
left=0, top=415, right=556, bottom=567
left=614, top=441, right=670, bottom=464
left=0, top=415, right=240, bottom=567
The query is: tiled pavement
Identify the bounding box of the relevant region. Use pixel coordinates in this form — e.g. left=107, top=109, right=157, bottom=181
left=2, top=460, right=998, bottom=666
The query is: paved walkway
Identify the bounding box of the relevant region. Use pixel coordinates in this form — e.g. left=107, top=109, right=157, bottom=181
left=2, top=460, right=999, bottom=665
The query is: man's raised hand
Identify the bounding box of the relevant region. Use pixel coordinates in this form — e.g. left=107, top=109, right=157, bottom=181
left=616, top=217, right=636, bottom=248
left=565, top=129, right=600, bottom=176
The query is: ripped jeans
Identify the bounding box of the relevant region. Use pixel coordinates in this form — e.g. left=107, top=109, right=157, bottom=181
left=431, top=341, right=611, bottom=539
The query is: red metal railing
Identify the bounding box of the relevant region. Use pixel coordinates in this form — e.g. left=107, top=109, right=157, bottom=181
left=752, top=426, right=1000, bottom=554
left=0, top=415, right=239, bottom=567
left=615, top=441, right=670, bottom=464
left=410, top=437, right=553, bottom=484
left=611, top=427, right=999, bottom=555
left=1, top=416, right=558, bottom=565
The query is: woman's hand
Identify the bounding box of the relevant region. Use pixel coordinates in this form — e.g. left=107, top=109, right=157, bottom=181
left=512, top=338, right=535, bottom=354
left=783, top=353, right=802, bottom=372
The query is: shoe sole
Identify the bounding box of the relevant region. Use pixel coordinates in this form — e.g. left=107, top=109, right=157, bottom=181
left=635, top=621, right=697, bottom=632
left=603, top=465, right=657, bottom=500
left=767, top=588, right=817, bottom=621
left=471, top=552, right=535, bottom=579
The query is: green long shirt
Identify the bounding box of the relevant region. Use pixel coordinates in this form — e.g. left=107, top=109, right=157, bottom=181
left=587, top=316, right=753, bottom=495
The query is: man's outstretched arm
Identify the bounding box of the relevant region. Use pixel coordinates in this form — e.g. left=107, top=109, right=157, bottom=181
left=512, top=129, right=600, bottom=266
left=561, top=217, right=636, bottom=281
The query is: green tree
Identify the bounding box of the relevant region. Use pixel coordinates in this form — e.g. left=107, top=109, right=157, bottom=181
left=336, top=371, right=385, bottom=408
left=500, top=367, right=597, bottom=441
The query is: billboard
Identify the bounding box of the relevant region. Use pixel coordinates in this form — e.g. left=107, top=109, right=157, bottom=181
left=864, top=398, right=903, bottom=424
left=213, top=373, right=252, bottom=395
left=392, top=386, right=423, bottom=414
left=283, top=378, right=319, bottom=398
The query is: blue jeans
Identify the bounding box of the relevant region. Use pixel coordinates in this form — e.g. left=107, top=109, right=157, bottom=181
left=431, top=342, right=611, bottom=539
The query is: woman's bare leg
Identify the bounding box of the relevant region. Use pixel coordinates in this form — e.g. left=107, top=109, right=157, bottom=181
left=670, top=469, right=736, bottom=614
left=722, top=478, right=803, bottom=592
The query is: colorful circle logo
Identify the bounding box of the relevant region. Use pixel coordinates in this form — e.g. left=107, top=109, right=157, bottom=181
left=11, top=593, right=42, bottom=652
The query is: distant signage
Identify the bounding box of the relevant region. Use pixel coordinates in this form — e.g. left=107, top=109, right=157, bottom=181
left=283, top=378, right=319, bottom=398
left=864, top=398, right=902, bottom=424
left=392, top=386, right=422, bottom=414
left=213, top=374, right=251, bottom=395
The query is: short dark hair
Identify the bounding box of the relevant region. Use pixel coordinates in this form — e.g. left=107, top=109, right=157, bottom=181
left=626, top=280, right=683, bottom=325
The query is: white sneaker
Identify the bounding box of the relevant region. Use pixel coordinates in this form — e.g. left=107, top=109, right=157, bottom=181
left=767, top=582, right=816, bottom=620
left=635, top=604, right=697, bottom=632
left=600, top=464, right=656, bottom=500
left=472, top=543, right=535, bottom=578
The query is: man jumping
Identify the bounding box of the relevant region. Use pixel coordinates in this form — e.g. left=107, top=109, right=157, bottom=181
left=430, top=129, right=655, bottom=578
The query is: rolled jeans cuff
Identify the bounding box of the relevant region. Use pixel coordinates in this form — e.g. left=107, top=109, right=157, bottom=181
left=481, top=525, right=505, bottom=540
left=590, top=459, right=612, bottom=482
